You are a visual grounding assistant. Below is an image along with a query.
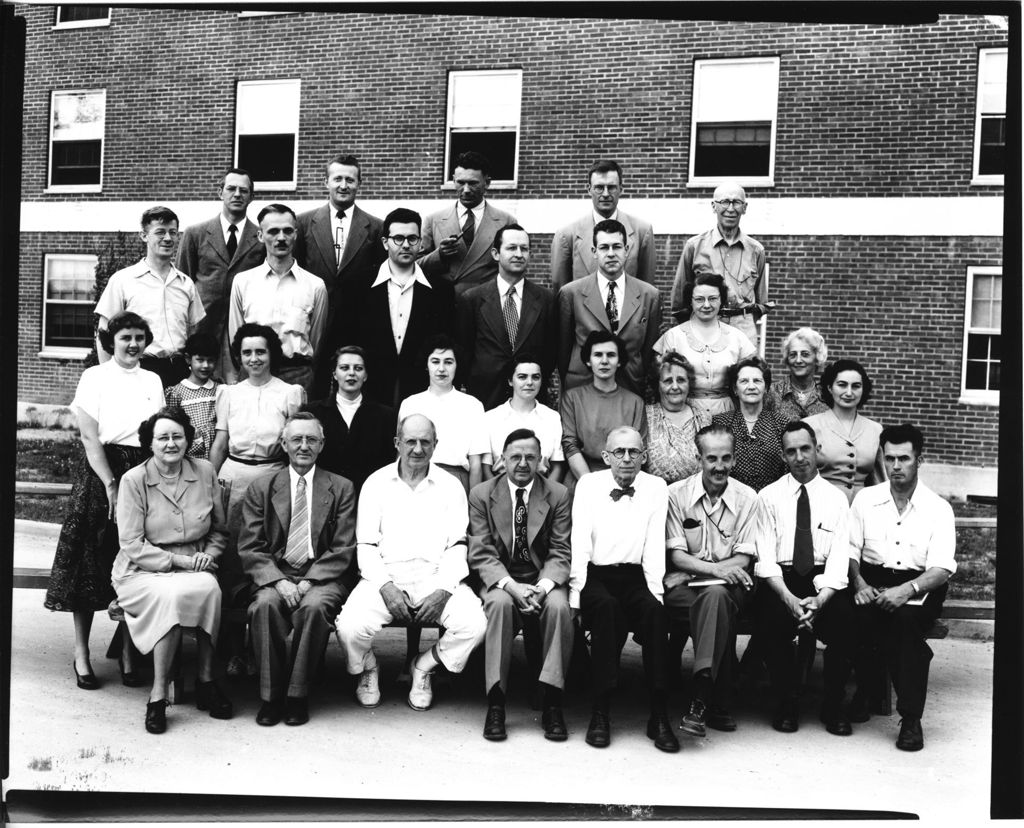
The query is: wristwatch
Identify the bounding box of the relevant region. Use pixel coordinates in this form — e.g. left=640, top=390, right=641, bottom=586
left=910, top=581, right=921, bottom=595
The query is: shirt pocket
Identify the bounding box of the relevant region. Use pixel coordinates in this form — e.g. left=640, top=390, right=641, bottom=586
left=811, top=522, right=837, bottom=559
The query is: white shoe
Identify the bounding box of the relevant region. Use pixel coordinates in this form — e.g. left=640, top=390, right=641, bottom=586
left=355, top=664, right=381, bottom=708
left=408, top=662, right=433, bottom=711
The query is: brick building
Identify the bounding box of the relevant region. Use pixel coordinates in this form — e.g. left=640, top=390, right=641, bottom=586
left=13, top=6, right=1008, bottom=496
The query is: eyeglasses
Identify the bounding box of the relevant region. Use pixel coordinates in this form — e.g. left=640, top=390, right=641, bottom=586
left=590, top=184, right=621, bottom=194
left=608, top=447, right=644, bottom=460
left=387, top=234, right=421, bottom=246
left=286, top=436, right=323, bottom=447
left=148, top=229, right=180, bottom=238
left=713, top=199, right=746, bottom=209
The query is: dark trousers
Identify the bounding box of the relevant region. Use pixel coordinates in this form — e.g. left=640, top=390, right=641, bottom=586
left=755, top=566, right=856, bottom=707
left=855, top=564, right=947, bottom=719
left=580, top=563, right=669, bottom=700
left=140, top=354, right=189, bottom=388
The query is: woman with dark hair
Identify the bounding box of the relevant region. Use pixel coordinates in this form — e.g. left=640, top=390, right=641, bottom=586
left=653, top=273, right=755, bottom=416
left=711, top=356, right=789, bottom=491
left=803, top=358, right=886, bottom=504
left=113, top=408, right=232, bottom=733
left=45, top=311, right=165, bottom=689
left=560, top=330, right=646, bottom=481
left=768, top=327, right=830, bottom=421
left=643, top=350, right=712, bottom=484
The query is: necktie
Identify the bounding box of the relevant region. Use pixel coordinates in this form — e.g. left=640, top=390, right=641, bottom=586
left=503, top=286, right=519, bottom=346
left=513, top=488, right=529, bottom=563
left=606, top=280, right=619, bottom=333
left=227, top=224, right=238, bottom=259
left=609, top=486, right=635, bottom=502
left=283, top=476, right=310, bottom=569
left=462, top=208, right=476, bottom=249
left=793, top=484, right=814, bottom=576
left=334, top=209, right=346, bottom=266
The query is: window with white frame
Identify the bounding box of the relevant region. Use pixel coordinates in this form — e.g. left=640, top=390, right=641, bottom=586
left=42, top=254, right=97, bottom=355
left=688, top=57, right=780, bottom=186
left=961, top=266, right=1001, bottom=403
left=235, top=79, right=301, bottom=190
left=973, top=48, right=1007, bottom=183
left=445, top=69, right=522, bottom=185
left=54, top=5, right=110, bottom=28
left=48, top=89, right=105, bottom=191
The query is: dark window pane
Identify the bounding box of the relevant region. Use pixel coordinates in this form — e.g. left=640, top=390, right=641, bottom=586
left=45, top=304, right=94, bottom=348
left=966, top=333, right=991, bottom=360
left=989, top=362, right=1001, bottom=390
left=694, top=121, right=771, bottom=177
left=449, top=131, right=517, bottom=181
left=57, top=5, right=109, bottom=23
left=51, top=140, right=101, bottom=185
left=988, top=334, right=1001, bottom=359
left=237, top=134, right=295, bottom=184
left=979, top=116, right=1005, bottom=175
left=965, top=361, right=987, bottom=390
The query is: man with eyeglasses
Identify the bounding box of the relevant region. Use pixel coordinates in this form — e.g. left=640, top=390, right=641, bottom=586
left=570, top=426, right=677, bottom=752
left=96, top=205, right=205, bottom=387
left=664, top=424, right=758, bottom=738
left=670, top=183, right=770, bottom=349
left=237, top=412, right=359, bottom=727
left=550, top=160, right=655, bottom=292
left=337, top=208, right=455, bottom=409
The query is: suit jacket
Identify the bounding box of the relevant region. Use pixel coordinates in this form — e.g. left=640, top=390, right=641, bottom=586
left=549, top=210, right=656, bottom=292
left=455, top=277, right=558, bottom=410
left=467, top=473, right=572, bottom=593
left=302, top=398, right=396, bottom=493
left=418, top=201, right=516, bottom=295
left=237, top=466, right=358, bottom=594
left=558, top=273, right=662, bottom=398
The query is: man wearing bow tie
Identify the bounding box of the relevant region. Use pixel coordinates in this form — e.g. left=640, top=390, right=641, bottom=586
left=570, top=426, right=676, bottom=752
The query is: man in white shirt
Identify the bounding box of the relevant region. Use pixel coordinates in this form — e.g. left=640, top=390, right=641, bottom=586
left=336, top=414, right=486, bottom=711
left=848, top=422, right=957, bottom=752
left=571, top=426, right=677, bottom=752
left=754, top=421, right=857, bottom=736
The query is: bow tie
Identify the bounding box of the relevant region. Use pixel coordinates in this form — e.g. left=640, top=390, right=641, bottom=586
left=609, top=486, right=635, bottom=502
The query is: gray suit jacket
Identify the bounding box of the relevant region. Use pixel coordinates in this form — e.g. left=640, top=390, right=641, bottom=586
left=549, top=209, right=655, bottom=292
left=418, top=200, right=516, bottom=295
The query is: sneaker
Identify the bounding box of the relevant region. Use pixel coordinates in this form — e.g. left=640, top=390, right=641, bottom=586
left=408, top=662, right=433, bottom=711
left=679, top=698, right=707, bottom=737
left=355, top=664, right=381, bottom=708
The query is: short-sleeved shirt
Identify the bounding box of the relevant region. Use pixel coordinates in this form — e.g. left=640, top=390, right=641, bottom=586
left=482, top=400, right=564, bottom=467
left=711, top=408, right=789, bottom=492
left=72, top=360, right=164, bottom=446
left=666, top=472, right=758, bottom=563
left=398, top=389, right=488, bottom=470
left=644, top=403, right=712, bottom=485
left=802, top=410, right=884, bottom=504
left=214, top=376, right=304, bottom=460
left=653, top=322, right=756, bottom=415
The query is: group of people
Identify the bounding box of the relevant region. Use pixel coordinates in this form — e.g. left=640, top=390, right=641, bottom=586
left=43, top=151, right=956, bottom=755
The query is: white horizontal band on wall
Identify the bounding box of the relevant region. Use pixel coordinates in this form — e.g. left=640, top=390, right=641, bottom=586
left=19, top=196, right=1004, bottom=237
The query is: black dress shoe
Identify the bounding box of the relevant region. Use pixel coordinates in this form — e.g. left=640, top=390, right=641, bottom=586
left=284, top=696, right=309, bottom=726
left=848, top=691, right=871, bottom=723
left=145, top=699, right=168, bottom=734
left=195, top=680, right=234, bottom=719
left=896, top=717, right=924, bottom=751
left=706, top=704, right=738, bottom=732
left=256, top=699, right=284, bottom=726
left=119, top=656, right=145, bottom=688
left=542, top=706, right=568, bottom=742
left=772, top=701, right=799, bottom=733
left=74, top=664, right=100, bottom=691
left=820, top=707, right=853, bottom=736
left=585, top=711, right=611, bottom=748
left=646, top=715, right=681, bottom=753
left=483, top=705, right=507, bottom=741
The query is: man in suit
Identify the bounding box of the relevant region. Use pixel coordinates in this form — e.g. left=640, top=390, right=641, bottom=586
left=237, top=412, right=359, bottom=727
left=418, top=151, right=515, bottom=295
left=558, top=218, right=662, bottom=399
left=337, top=208, right=455, bottom=409
left=176, top=168, right=266, bottom=381
left=550, top=160, right=656, bottom=292
left=468, top=428, right=573, bottom=742
left=455, top=223, right=557, bottom=410
left=295, top=154, right=386, bottom=398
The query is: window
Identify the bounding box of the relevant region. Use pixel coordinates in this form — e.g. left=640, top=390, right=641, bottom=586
left=42, top=254, right=97, bottom=356
left=972, top=48, right=1007, bottom=184
left=445, top=69, right=522, bottom=186
left=688, top=57, right=780, bottom=187
left=961, top=266, right=1001, bottom=404
left=235, top=79, right=300, bottom=190
left=54, top=6, right=110, bottom=28
left=48, top=89, right=105, bottom=191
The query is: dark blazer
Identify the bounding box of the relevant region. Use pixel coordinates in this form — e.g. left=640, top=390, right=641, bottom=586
left=455, top=277, right=558, bottom=410
left=302, top=398, right=396, bottom=493
left=418, top=201, right=516, bottom=295
left=467, top=473, right=572, bottom=593
left=237, top=466, right=358, bottom=594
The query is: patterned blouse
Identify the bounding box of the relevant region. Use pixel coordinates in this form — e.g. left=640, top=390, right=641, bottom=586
left=165, top=379, right=221, bottom=460
left=644, top=403, right=712, bottom=485
left=711, top=407, right=790, bottom=492
left=768, top=376, right=829, bottom=422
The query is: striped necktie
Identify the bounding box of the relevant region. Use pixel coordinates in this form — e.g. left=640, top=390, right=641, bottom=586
left=283, top=476, right=311, bottom=569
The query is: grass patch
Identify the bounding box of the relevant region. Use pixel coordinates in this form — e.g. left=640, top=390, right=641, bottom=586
left=27, top=757, right=52, bottom=771
left=17, top=438, right=81, bottom=483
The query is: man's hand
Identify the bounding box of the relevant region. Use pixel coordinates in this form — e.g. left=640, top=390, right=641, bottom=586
left=854, top=580, right=880, bottom=606
left=297, top=579, right=312, bottom=597
left=797, top=596, right=820, bottom=630
left=663, top=571, right=690, bottom=591
left=191, top=552, right=214, bottom=572
left=875, top=583, right=913, bottom=612
left=504, top=581, right=541, bottom=615
left=414, top=589, right=452, bottom=625
left=274, top=580, right=300, bottom=611
left=438, top=233, right=464, bottom=259
left=710, top=563, right=754, bottom=590
left=782, top=591, right=806, bottom=624
left=380, top=583, right=415, bottom=624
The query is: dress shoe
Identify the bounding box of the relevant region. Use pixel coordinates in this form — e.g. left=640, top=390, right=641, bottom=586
left=195, top=680, right=234, bottom=719
left=771, top=701, right=799, bottom=733
left=542, top=706, right=568, bottom=742
left=256, top=699, right=284, bottom=726
left=355, top=664, right=381, bottom=708
left=646, top=715, right=681, bottom=753
left=706, top=704, right=738, bottom=732
left=848, top=691, right=872, bottom=723
left=284, top=696, right=309, bottom=726
left=74, top=664, right=100, bottom=691
left=145, top=699, right=168, bottom=734
left=118, top=656, right=145, bottom=688
left=483, top=705, right=507, bottom=741
left=679, top=698, right=707, bottom=737
left=408, top=662, right=434, bottom=711
left=820, top=706, right=853, bottom=736
left=896, top=717, right=924, bottom=751
left=585, top=711, right=611, bottom=748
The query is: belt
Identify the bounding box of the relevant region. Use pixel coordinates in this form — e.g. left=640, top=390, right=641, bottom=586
left=227, top=454, right=281, bottom=466
left=720, top=307, right=755, bottom=318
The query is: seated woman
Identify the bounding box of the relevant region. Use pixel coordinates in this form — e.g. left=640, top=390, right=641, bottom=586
left=643, top=350, right=712, bottom=485
left=768, top=327, right=830, bottom=421
left=560, top=330, right=646, bottom=483
left=803, top=358, right=886, bottom=504
left=112, top=408, right=232, bottom=734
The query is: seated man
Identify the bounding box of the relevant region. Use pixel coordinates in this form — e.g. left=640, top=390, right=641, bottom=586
left=336, top=414, right=486, bottom=711
left=665, top=424, right=757, bottom=737
left=237, top=412, right=358, bottom=726
left=468, top=428, right=573, bottom=742
left=570, top=426, right=677, bottom=752
left=848, top=422, right=956, bottom=752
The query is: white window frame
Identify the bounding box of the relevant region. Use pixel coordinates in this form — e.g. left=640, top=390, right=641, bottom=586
left=40, top=253, right=97, bottom=359
left=444, top=69, right=523, bottom=189
left=959, top=266, right=1001, bottom=405
left=687, top=56, right=780, bottom=188
left=46, top=88, right=106, bottom=194
left=53, top=5, right=111, bottom=29
left=234, top=79, right=301, bottom=191
left=971, top=47, right=1007, bottom=185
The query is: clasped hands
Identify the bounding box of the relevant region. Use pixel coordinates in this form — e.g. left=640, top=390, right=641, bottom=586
left=786, top=593, right=821, bottom=630
left=274, top=578, right=313, bottom=611
left=171, top=551, right=218, bottom=573
left=380, top=582, right=451, bottom=625
left=503, top=580, right=546, bottom=615
left=854, top=580, right=912, bottom=612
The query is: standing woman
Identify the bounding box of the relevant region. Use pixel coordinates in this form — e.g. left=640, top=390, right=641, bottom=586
left=803, top=358, right=886, bottom=504
left=768, top=327, right=830, bottom=422
left=643, top=351, right=712, bottom=485
left=45, top=311, right=164, bottom=688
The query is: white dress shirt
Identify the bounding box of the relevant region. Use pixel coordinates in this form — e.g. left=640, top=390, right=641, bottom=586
left=287, top=465, right=316, bottom=562
left=398, top=389, right=488, bottom=470
left=371, top=260, right=432, bottom=353
left=330, top=204, right=349, bottom=263
left=459, top=201, right=486, bottom=234
left=597, top=272, right=625, bottom=313
left=666, top=472, right=758, bottom=563
left=496, top=274, right=523, bottom=316
left=219, top=213, right=241, bottom=248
